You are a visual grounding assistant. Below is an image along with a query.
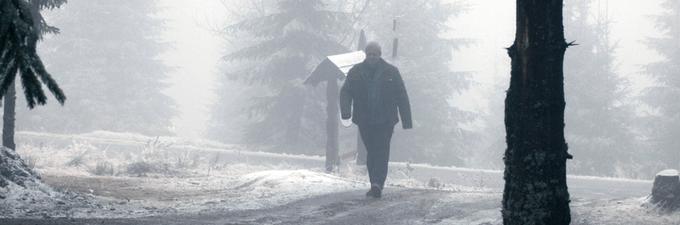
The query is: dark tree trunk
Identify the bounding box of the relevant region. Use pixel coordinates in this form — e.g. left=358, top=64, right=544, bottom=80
left=325, top=79, right=340, bottom=172
left=502, top=0, right=571, bottom=224
left=3, top=82, right=16, bottom=150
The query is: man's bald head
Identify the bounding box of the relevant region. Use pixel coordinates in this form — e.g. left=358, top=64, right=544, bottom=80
left=364, top=41, right=382, bottom=65
left=365, top=42, right=382, bottom=55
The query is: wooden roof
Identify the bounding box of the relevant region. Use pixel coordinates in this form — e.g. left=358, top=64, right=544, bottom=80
left=304, top=51, right=366, bottom=86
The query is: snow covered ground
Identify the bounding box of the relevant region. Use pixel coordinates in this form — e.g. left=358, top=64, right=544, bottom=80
left=0, top=131, right=678, bottom=224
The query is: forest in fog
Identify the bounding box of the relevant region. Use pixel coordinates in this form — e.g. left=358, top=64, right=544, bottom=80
left=8, top=0, right=673, bottom=179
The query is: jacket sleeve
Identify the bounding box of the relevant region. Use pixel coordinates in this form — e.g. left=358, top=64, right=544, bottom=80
left=339, top=71, right=354, bottom=120
left=394, top=68, right=412, bottom=129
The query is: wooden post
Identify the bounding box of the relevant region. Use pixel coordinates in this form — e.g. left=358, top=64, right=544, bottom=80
left=392, top=19, right=399, bottom=59
left=355, top=30, right=368, bottom=165
left=356, top=131, right=367, bottom=165
left=325, top=79, right=340, bottom=172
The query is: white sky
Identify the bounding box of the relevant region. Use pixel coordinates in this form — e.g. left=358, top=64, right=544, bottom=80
left=160, top=0, right=666, bottom=138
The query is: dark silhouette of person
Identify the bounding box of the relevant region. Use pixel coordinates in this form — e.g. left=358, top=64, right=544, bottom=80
left=340, top=41, right=412, bottom=198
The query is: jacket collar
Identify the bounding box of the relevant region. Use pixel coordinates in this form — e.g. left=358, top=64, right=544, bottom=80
left=359, top=58, right=387, bottom=69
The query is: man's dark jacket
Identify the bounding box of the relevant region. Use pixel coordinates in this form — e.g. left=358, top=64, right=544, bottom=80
left=340, top=58, right=412, bottom=129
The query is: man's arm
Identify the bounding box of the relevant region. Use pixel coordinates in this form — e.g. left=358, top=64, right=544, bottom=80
left=339, top=72, right=354, bottom=120
left=394, top=69, right=412, bottom=129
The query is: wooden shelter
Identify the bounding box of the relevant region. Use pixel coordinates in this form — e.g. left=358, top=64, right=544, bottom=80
left=305, top=50, right=367, bottom=171
left=304, top=30, right=370, bottom=171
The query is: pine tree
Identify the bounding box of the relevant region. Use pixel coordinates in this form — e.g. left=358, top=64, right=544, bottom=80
left=563, top=0, right=639, bottom=177
left=641, top=0, right=680, bottom=171
left=15, top=0, right=175, bottom=136
left=2, top=0, right=66, bottom=150
left=358, top=0, right=473, bottom=166
left=0, top=0, right=66, bottom=143
left=219, top=0, right=351, bottom=154
left=503, top=0, right=571, bottom=224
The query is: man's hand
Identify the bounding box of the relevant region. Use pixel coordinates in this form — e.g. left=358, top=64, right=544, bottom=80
left=402, top=123, right=412, bottom=130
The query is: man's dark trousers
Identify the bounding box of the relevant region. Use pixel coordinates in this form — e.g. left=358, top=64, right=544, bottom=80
left=358, top=122, right=395, bottom=189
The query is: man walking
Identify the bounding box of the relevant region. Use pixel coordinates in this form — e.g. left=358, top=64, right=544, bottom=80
left=340, top=42, right=412, bottom=198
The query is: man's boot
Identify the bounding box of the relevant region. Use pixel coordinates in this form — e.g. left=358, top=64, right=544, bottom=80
left=365, top=184, right=382, bottom=198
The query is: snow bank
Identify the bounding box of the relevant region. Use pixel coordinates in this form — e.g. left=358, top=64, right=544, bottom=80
left=657, top=169, right=679, bottom=177
left=0, top=147, right=41, bottom=191
left=219, top=170, right=365, bottom=210
left=0, top=146, right=62, bottom=217
left=0, top=147, right=101, bottom=218
left=238, top=170, right=361, bottom=191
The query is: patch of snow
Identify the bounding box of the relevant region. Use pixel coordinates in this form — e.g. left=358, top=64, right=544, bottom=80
left=223, top=170, right=365, bottom=210
left=572, top=197, right=680, bottom=225
left=656, top=169, right=679, bottom=177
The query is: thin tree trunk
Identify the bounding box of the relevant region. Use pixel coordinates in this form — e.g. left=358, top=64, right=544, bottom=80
left=3, top=82, right=16, bottom=150
left=325, top=79, right=340, bottom=172
left=502, top=0, right=571, bottom=224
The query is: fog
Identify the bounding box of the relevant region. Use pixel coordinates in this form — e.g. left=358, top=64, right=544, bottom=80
left=6, top=0, right=680, bottom=223
left=10, top=0, right=678, bottom=179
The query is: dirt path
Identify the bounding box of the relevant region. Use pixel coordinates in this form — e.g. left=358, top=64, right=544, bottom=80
left=1, top=188, right=674, bottom=225
left=1, top=172, right=669, bottom=225
left=1, top=189, right=502, bottom=225
left=42, top=175, right=239, bottom=202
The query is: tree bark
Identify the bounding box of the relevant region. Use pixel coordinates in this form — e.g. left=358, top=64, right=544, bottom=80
left=3, top=82, right=16, bottom=150
left=502, top=0, right=571, bottom=224
left=325, top=79, right=340, bottom=172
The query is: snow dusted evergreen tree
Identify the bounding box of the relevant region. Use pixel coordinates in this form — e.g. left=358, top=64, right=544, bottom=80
left=0, top=0, right=66, bottom=148
left=641, top=0, right=680, bottom=171
left=563, top=0, right=639, bottom=177
left=358, top=0, right=474, bottom=166
left=0, top=0, right=66, bottom=105
left=218, top=0, right=351, bottom=154
left=28, top=0, right=66, bottom=35
left=3, top=0, right=66, bottom=150
left=0, top=0, right=66, bottom=191
left=15, top=0, right=175, bottom=135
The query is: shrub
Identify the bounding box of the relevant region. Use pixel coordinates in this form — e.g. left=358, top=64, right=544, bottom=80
left=91, top=161, right=115, bottom=176
left=66, top=154, right=85, bottom=167
left=126, top=161, right=154, bottom=177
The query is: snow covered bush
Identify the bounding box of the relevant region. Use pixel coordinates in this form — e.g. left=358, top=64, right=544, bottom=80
left=0, top=147, right=41, bottom=190
left=91, top=161, right=115, bottom=176
left=126, top=161, right=154, bottom=177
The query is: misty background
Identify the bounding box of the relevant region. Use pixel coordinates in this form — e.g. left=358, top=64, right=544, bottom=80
left=9, top=0, right=676, bottom=179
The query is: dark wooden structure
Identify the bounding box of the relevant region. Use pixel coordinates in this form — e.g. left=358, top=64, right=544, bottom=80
left=305, top=50, right=366, bottom=171
left=305, top=31, right=370, bottom=171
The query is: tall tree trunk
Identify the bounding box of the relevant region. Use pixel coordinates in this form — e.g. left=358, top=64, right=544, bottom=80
left=502, top=0, right=571, bottom=224
left=3, top=82, right=16, bottom=150
left=326, top=79, right=340, bottom=172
